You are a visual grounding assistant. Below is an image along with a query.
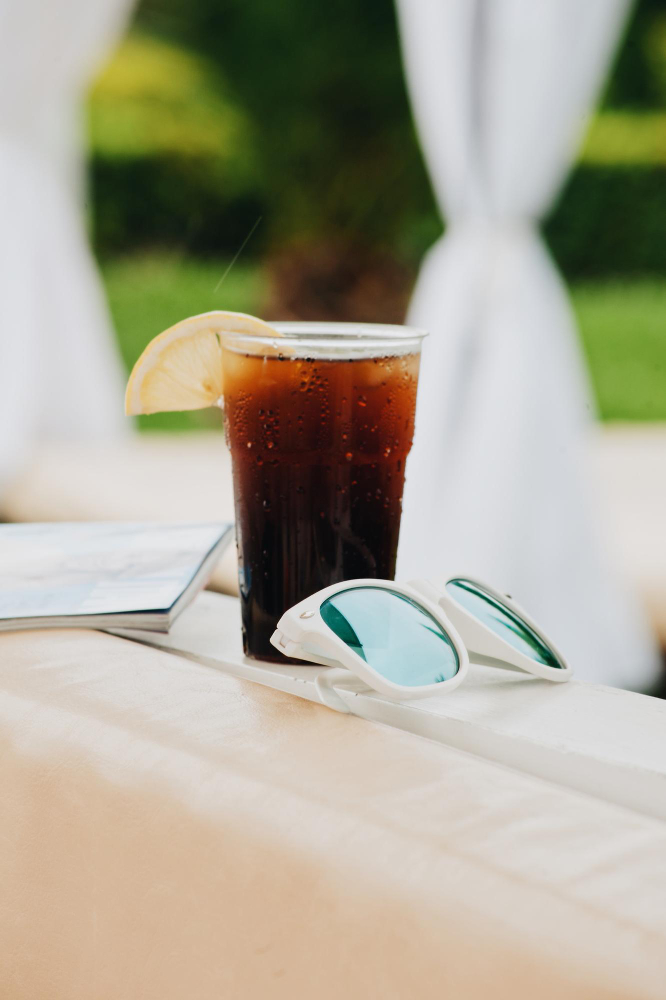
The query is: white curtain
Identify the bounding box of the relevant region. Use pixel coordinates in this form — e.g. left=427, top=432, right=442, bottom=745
left=0, top=0, right=135, bottom=496
left=395, top=0, right=660, bottom=689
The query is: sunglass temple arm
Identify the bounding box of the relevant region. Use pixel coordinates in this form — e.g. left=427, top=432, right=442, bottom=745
left=314, top=668, right=354, bottom=714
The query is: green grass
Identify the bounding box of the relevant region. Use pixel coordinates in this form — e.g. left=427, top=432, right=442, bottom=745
left=100, top=254, right=666, bottom=427
left=572, top=280, right=666, bottom=421
left=100, top=253, right=266, bottom=430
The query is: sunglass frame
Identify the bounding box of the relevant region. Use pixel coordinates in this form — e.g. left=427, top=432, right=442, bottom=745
left=271, top=578, right=470, bottom=700
left=409, top=577, right=572, bottom=682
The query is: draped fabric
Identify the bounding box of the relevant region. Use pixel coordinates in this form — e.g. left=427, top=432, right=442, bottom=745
left=0, top=0, right=135, bottom=496
left=395, top=0, right=660, bottom=688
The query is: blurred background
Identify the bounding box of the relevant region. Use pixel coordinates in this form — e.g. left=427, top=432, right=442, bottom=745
left=90, top=0, right=666, bottom=432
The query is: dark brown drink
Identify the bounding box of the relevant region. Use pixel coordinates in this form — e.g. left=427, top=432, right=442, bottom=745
left=222, top=327, right=422, bottom=660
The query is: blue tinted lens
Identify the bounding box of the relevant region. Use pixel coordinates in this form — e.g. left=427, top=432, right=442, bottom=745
left=445, top=579, right=562, bottom=668
left=320, top=587, right=459, bottom=687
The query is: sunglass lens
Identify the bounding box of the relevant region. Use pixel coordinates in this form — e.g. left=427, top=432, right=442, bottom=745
left=445, top=579, right=562, bottom=668
left=320, top=586, right=459, bottom=686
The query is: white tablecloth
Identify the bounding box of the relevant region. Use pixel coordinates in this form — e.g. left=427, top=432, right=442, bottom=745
left=1, top=625, right=665, bottom=999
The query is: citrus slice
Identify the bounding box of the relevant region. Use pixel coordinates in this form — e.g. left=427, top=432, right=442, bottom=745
left=125, top=311, right=280, bottom=416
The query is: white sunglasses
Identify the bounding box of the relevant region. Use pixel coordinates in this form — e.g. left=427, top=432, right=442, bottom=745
left=270, top=577, right=572, bottom=712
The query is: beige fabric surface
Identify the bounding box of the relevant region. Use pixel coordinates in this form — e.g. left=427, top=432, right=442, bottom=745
left=1, top=627, right=665, bottom=999
left=3, top=426, right=666, bottom=643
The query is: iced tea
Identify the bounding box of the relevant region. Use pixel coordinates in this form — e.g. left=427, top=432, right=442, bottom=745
left=222, top=326, right=423, bottom=660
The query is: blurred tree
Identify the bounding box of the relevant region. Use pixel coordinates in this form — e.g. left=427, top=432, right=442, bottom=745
left=544, top=0, right=666, bottom=281
left=88, top=32, right=265, bottom=255
left=604, top=0, right=666, bottom=107
left=134, top=0, right=439, bottom=319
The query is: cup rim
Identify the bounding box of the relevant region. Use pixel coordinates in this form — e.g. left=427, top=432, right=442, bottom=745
left=269, top=321, right=427, bottom=342
left=220, top=320, right=427, bottom=359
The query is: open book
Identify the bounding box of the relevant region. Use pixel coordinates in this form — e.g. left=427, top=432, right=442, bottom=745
left=0, top=522, right=233, bottom=632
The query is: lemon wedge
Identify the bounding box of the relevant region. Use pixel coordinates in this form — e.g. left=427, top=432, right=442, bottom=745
left=125, top=311, right=280, bottom=416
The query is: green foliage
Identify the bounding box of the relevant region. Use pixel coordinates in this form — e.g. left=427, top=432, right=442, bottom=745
left=581, top=112, right=666, bottom=165
left=88, top=33, right=265, bottom=256
left=649, top=13, right=666, bottom=106
left=546, top=166, right=666, bottom=277
left=102, top=253, right=266, bottom=430
left=572, top=280, right=666, bottom=421
left=90, top=154, right=267, bottom=256
left=97, top=0, right=437, bottom=260
left=89, top=33, right=251, bottom=160
left=603, top=0, right=666, bottom=108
